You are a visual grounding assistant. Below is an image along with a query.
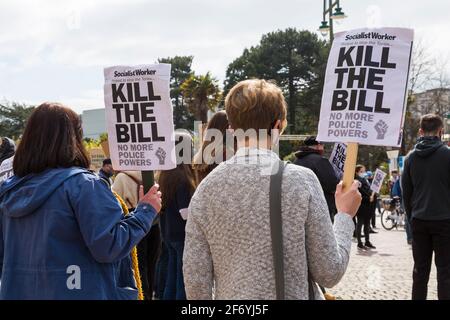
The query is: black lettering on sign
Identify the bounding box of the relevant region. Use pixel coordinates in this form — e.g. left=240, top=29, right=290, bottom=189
left=331, top=44, right=397, bottom=114
left=111, top=81, right=165, bottom=143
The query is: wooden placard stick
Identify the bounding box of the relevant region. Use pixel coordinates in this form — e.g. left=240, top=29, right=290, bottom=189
left=342, top=142, right=359, bottom=192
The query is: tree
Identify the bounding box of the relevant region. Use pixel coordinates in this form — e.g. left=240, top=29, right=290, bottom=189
left=158, top=56, right=195, bottom=129
left=402, top=41, right=450, bottom=154
left=224, top=28, right=329, bottom=133
left=0, top=102, right=35, bottom=139
left=180, top=72, right=222, bottom=123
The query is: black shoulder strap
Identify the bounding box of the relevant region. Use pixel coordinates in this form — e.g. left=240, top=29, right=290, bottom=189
left=269, top=160, right=287, bottom=300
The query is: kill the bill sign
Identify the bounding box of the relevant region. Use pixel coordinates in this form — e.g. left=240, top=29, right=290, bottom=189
left=104, top=64, right=176, bottom=171
left=317, top=28, right=414, bottom=147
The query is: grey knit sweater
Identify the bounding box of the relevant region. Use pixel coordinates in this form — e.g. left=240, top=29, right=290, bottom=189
left=183, top=147, right=354, bottom=300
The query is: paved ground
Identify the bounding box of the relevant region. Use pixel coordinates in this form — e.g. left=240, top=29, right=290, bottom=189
left=328, top=215, right=438, bottom=300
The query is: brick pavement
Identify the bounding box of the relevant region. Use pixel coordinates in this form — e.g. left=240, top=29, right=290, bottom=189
left=328, top=215, right=438, bottom=300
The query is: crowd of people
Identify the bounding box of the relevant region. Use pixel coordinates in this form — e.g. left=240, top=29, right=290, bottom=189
left=0, top=79, right=448, bottom=300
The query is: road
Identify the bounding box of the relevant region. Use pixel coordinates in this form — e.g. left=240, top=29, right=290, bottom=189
left=328, top=215, right=438, bottom=300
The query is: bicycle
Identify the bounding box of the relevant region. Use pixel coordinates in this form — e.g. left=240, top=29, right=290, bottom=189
left=380, top=196, right=406, bottom=231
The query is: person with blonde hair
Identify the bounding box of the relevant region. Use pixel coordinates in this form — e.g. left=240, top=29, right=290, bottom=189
left=183, top=79, right=362, bottom=300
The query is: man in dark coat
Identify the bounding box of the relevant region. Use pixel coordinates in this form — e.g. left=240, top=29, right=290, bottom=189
left=401, top=114, right=450, bottom=300
left=98, top=158, right=114, bottom=187
left=294, top=136, right=339, bottom=222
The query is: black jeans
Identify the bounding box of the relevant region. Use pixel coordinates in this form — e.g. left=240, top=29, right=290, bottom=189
left=356, top=214, right=371, bottom=245
left=137, top=223, right=162, bottom=300
left=411, top=218, right=450, bottom=300
left=370, top=200, right=377, bottom=228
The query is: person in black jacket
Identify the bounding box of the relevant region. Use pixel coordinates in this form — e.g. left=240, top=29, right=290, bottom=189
left=355, top=164, right=376, bottom=250
left=401, top=114, right=450, bottom=300
left=294, top=136, right=339, bottom=222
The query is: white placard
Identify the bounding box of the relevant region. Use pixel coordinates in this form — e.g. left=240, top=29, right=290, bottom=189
left=370, top=168, right=387, bottom=193
left=0, top=156, right=14, bottom=185
left=317, top=27, right=414, bottom=147
left=104, top=64, right=176, bottom=171
left=329, top=143, right=347, bottom=179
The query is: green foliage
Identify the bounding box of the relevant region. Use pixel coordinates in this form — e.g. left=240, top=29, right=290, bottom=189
left=158, top=56, right=196, bottom=130
left=224, top=28, right=329, bottom=134
left=0, top=102, right=35, bottom=139
left=283, top=152, right=297, bottom=163
left=99, top=132, right=108, bottom=143
left=181, top=72, right=222, bottom=123
left=357, top=145, right=389, bottom=172
left=278, top=140, right=302, bottom=160
left=83, top=137, right=101, bottom=150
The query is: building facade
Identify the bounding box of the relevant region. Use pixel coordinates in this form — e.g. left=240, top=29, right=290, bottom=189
left=81, top=108, right=106, bottom=139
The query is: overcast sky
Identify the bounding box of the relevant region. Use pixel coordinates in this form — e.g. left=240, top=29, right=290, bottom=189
left=1, top=0, right=449, bottom=113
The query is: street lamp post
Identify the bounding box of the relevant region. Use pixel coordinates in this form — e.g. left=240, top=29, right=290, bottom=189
left=318, top=0, right=347, bottom=43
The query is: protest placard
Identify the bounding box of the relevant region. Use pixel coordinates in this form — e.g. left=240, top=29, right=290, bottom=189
left=329, top=143, right=347, bottom=179
left=370, top=168, right=387, bottom=193
left=104, top=64, right=176, bottom=172
left=317, top=27, right=414, bottom=147
left=317, top=27, right=413, bottom=190
left=0, top=156, right=14, bottom=185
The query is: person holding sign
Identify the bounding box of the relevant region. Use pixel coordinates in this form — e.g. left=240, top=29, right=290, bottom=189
left=316, top=27, right=413, bottom=218
left=183, top=79, right=362, bottom=300
left=0, top=103, right=162, bottom=300
left=354, top=165, right=376, bottom=250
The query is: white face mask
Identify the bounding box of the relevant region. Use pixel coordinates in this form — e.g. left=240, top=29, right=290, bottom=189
left=358, top=173, right=366, bottom=178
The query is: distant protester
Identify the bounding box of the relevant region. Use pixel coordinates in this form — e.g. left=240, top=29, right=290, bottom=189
left=294, top=136, right=339, bottom=222
left=99, top=158, right=114, bottom=187
left=354, top=165, right=376, bottom=250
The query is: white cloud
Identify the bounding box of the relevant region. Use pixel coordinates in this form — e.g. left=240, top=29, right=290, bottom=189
left=0, top=0, right=449, bottom=112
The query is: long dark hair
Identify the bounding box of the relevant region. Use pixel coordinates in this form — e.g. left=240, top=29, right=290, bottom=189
left=157, top=164, right=196, bottom=211
left=13, top=102, right=90, bottom=177
left=193, top=110, right=232, bottom=183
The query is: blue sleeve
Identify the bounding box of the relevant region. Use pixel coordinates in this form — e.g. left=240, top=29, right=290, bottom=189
left=69, top=174, right=157, bottom=263
left=392, top=179, right=402, bottom=198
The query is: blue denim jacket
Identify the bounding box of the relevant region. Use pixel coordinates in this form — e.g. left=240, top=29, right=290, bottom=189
left=0, top=167, right=156, bottom=299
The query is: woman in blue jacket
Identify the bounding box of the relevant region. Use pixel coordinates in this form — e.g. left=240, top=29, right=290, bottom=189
left=0, top=102, right=161, bottom=300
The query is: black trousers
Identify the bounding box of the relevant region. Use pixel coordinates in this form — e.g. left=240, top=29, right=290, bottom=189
left=411, top=218, right=450, bottom=300
left=137, top=223, right=162, bottom=300
left=370, top=201, right=377, bottom=228
left=356, top=203, right=371, bottom=245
